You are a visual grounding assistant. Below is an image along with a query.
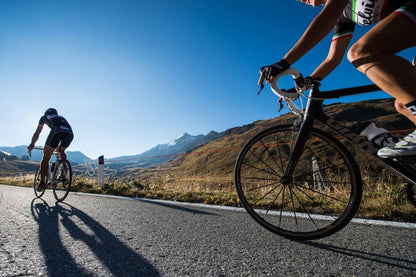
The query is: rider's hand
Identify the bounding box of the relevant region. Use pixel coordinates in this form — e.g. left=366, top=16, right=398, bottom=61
left=258, top=59, right=290, bottom=85
left=27, top=144, right=34, bottom=156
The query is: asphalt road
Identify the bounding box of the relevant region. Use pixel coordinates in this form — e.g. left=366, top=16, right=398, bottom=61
left=0, top=184, right=415, bottom=276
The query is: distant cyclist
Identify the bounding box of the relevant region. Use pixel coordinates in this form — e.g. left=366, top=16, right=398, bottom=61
left=28, top=108, right=74, bottom=191
left=259, top=0, right=416, bottom=157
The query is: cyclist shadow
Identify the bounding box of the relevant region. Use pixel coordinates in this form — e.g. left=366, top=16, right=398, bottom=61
left=301, top=240, right=416, bottom=271
left=30, top=198, right=160, bottom=276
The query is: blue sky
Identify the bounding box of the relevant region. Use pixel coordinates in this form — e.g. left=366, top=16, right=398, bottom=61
left=1, top=0, right=414, bottom=159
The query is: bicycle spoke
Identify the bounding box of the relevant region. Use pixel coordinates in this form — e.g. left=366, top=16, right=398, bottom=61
left=288, top=186, right=299, bottom=232
left=247, top=147, right=281, bottom=177
left=289, top=186, right=321, bottom=230
left=265, top=185, right=285, bottom=216
left=244, top=180, right=282, bottom=193
left=251, top=183, right=282, bottom=207
left=294, top=183, right=349, bottom=204
left=295, top=185, right=339, bottom=219
left=242, top=161, right=281, bottom=178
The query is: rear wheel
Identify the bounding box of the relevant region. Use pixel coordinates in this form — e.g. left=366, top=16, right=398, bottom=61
left=33, top=165, right=47, bottom=198
left=234, top=125, right=362, bottom=240
left=52, top=160, right=72, bottom=202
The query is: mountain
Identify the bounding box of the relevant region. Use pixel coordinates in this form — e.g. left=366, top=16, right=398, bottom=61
left=114, top=98, right=414, bottom=183
left=0, top=150, right=19, bottom=161
left=0, top=146, right=92, bottom=164
left=109, top=131, right=222, bottom=167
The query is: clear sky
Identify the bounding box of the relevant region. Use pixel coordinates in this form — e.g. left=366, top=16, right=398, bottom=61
left=1, top=0, right=414, bottom=159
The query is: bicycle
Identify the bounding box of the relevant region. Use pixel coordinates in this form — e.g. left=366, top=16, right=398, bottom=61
left=234, top=68, right=416, bottom=240
left=30, top=147, right=72, bottom=202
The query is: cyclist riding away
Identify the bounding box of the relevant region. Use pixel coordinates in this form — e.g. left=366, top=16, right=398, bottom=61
left=259, top=0, right=416, bottom=157
left=28, top=108, right=74, bottom=191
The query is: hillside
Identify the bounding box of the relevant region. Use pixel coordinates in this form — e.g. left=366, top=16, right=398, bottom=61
left=167, top=98, right=412, bottom=176
left=118, top=98, right=413, bottom=186
left=0, top=146, right=92, bottom=164
left=108, top=131, right=221, bottom=167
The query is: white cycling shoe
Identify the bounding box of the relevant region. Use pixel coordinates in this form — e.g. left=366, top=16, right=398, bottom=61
left=378, top=130, right=416, bottom=158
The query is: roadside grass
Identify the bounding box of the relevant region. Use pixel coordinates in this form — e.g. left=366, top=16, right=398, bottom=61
left=1, top=168, right=415, bottom=222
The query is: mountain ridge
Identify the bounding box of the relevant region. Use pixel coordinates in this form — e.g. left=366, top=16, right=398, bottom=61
left=108, top=130, right=221, bottom=167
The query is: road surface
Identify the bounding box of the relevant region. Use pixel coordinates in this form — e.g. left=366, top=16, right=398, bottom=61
left=0, top=184, right=415, bottom=276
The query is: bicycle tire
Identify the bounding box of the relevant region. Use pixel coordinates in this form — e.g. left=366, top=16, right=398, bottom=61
left=33, top=165, right=47, bottom=198
left=406, top=183, right=416, bottom=207
left=52, top=160, right=72, bottom=202
left=234, top=124, right=362, bottom=240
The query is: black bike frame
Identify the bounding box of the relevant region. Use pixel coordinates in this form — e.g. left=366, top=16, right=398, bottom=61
left=285, top=84, right=416, bottom=186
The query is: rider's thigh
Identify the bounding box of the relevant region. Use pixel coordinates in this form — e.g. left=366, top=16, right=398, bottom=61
left=349, top=13, right=416, bottom=58
left=41, top=146, right=54, bottom=162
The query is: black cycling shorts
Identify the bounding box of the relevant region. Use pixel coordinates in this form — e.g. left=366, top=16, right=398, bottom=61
left=45, top=132, right=74, bottom=149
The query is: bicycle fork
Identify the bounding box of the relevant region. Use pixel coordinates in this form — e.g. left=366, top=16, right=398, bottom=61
left=282, top=114, right=314, bottom=182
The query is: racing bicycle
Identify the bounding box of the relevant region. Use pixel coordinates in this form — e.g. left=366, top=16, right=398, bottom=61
left=234, top=68, right=416, bottom=240
left=30, top=147, right=72, bottom=202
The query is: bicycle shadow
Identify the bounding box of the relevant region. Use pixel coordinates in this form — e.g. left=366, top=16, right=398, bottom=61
left=137, top=198, right=218, bottom=216
left=301, top=240, right=416, bottom=272
left=30, top=198, right=160, bottom=276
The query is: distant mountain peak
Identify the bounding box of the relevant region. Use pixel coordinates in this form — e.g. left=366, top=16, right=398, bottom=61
left=176, top=132, right=191, bottom=140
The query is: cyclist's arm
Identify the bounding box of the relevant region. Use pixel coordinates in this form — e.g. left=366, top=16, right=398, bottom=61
left=309, top=35, right=352, bottom=80
left=283, top=0, right=349, bottom=65
left=29, top=125, right=43, bottom=147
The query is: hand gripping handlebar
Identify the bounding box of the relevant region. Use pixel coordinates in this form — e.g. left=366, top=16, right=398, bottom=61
left=270, top=68, right=306, bottom=100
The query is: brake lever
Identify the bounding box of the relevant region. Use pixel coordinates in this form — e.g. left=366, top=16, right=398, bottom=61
left=277, top=98, right=284, bottom=112
left=257, top=83, right=265, bottom=95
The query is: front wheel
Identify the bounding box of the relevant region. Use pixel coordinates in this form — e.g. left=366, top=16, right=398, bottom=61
left=52, top=160, right=72, bottom=202
left=234, top=125, right=362, bottom=240
left=406, top=183, right=416, bottom=207
left=33, top=165, right=47, bottom=198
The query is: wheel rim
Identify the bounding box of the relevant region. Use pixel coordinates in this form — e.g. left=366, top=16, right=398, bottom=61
left=53, top=161, right=72, bottom=202
left=33, top=167, right=46, bottom=198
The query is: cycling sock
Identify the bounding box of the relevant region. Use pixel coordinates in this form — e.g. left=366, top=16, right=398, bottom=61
left=405, top=99, right=416, bottom=117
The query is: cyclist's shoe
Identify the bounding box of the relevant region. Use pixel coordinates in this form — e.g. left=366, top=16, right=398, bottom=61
left=377, top=138, right=416, bottom=158
left=37, top=181, right=46, bottom=192
left=403, top=130, right=416, bottom=143
left=372, top=132, right=400, bottom=148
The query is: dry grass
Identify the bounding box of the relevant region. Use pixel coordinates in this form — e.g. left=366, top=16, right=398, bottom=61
left=1, top=163, right=414, bottom=222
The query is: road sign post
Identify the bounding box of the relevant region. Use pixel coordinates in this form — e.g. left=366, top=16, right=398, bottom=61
left=98, top=155, right=105, bottom=188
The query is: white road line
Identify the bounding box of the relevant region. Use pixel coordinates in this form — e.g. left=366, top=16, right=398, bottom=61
left=73, top=191, right=416, bottom=229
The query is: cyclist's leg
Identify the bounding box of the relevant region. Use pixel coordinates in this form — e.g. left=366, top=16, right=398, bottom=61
left=395, top=100, right=416, bottom=125
left=58, top=132, right=73, bottom=161
left=347, top=10, right=416, bottom=123
left=42, top=132, right=61, bottom=182
left=40, top=146, right=54, bottom=183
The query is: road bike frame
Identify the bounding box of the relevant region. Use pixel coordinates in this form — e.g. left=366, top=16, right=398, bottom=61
left=32, top=147, right=61, bottom=185
left=287, top=83, right=416, bottom=186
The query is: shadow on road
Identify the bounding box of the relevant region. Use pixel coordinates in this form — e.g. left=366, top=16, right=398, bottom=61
left=302, top=240, right=416, bottom=272
left=138, top=198, right=218, bottom=216
left=30, top=198, right=160, bottom=276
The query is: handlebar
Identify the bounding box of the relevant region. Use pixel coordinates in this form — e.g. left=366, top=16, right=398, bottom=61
left=269, top=68, right=308, bottom=100
left=27, top=147, right=62, bottom=160
left=28, top=146, right=43, bottom=157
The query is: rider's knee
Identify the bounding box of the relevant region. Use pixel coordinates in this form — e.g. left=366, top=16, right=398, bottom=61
left=347, top=42, right=369, bottom=66
left=395, top=99, right=407, bottom=113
